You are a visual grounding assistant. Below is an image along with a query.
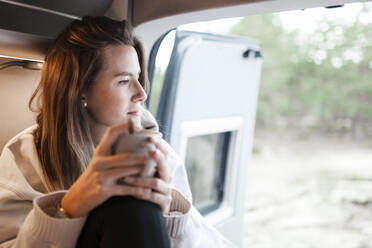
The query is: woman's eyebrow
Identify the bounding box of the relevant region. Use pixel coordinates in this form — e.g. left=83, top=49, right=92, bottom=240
left=114, top=71, right=141, bottom=77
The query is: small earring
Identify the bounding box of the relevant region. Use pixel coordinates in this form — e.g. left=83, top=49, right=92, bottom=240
left=83, top=102, right=87, bottom=108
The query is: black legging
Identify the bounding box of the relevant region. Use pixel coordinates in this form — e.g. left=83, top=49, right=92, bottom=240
left=76, top=196, right=171, bottom=248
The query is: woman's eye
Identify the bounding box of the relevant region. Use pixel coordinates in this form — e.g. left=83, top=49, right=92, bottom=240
left=119, top=80, right=130, bottom=85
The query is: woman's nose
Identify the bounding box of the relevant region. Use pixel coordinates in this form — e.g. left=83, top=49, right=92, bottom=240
left=131, top=80, right=147, bottom=103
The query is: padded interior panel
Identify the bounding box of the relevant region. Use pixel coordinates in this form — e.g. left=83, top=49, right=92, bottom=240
left=0, top=0, right=112, bottom=38
left=0, top=58, right=39, bottom=151
left=0, top=28, right=50, bottom=62
left=10, top=0, right=113, bottom=17
left=0, top=2, right=73, bottom=38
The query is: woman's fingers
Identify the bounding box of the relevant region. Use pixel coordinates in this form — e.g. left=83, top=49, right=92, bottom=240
left=132, top=190, right=171, bottom=213
left=94, top=153, right=148, bottom=170
left=124, top=177, right=171, bottom=195
left=122, top=176, right=172, bottom=213
left=115, top=183, right=171, bottom=213
left=104, top=165, right=144, bottom=181
left=149, top=137, right=169, bottom=159
left=114, top=184, right=171, bottom=213
left=152, top=150, right=172, bottom=183
left=148, top=138, right=171, bottom=183
left=112, top=184, right=152, bottom=197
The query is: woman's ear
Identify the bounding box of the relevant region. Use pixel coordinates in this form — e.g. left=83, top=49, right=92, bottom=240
left=81, top=93, right=88, bottom=108
left=81, top=91, right=87, bottom=100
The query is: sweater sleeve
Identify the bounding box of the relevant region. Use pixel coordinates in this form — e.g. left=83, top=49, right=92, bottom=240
left=0, top=143, right=86, bottom=248
left=164, top=186, right=237, bottom=248
left=164, top=189, right=191, bottom=238
left=14, top=191, right=86, bottom=248
left=0, top=190, right=86, bottom=248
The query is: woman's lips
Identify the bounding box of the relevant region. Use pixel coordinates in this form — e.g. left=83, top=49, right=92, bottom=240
left=127, top=111, right=139, bottom=115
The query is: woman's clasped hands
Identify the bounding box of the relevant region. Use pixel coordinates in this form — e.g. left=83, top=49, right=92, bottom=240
left=61, top=121, right=172, bottom=218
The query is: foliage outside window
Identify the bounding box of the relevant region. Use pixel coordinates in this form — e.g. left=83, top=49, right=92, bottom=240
left=229, top=4, right=372, bottom=140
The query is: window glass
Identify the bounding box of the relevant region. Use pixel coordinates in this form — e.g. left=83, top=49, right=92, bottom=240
left=147, top=31, right=175, bottom=116
left=184, top=132, right=231, bottom=214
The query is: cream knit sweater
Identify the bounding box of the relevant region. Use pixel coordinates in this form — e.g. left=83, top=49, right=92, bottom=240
left=0, top=125, right=236, bottom=248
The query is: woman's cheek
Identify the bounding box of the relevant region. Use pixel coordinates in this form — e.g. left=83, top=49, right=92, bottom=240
left=93, top=88, right=129, bottom=125
left=108, top=98, right=129, bottom=124
left=90, top=98, right=119, bottom=126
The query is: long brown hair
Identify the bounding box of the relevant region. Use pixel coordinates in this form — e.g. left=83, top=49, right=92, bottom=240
left=29, top=16, right=148, bottom=191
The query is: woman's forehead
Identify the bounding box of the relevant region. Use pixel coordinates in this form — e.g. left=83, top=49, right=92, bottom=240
left=101, top=45, right=140, bottom=74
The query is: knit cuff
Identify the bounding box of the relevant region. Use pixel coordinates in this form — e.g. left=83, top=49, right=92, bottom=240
left=19, top=191, right=86, bottom=248
left=169, top=189, right=191, bottom=213
left=164, top=189, right=191, bottom=238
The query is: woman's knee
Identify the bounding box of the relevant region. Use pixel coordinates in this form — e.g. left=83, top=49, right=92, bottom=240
left=77, top=196, right=170, bottom=248
left=86, top=196, right=164, bottom=230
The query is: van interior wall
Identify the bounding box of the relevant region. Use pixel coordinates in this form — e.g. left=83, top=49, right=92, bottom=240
left=0, top=58, right=39, bottom=151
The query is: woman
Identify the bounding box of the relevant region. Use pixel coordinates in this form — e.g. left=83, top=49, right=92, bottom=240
left=0, top=16, right=235, bottom=247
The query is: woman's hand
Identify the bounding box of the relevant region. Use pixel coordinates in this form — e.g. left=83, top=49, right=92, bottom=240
left=123, top=137, right=173, bottom=215
left=61, top=122, right=150, bottom=218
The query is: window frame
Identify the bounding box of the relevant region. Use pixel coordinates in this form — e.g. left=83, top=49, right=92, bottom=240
left=179, top=116, right=244, bottom=222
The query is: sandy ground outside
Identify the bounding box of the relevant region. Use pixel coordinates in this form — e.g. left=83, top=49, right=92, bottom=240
left=244, top=130, right=372, bottom=248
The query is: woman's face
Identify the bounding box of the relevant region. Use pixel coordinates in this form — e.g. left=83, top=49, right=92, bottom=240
left=83, top=45, right=146, bottom=130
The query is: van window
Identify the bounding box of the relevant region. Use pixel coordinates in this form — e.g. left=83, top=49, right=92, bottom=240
left=184, top=132, right=231, bottom=214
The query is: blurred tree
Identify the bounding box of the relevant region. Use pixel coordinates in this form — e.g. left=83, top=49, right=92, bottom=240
left=148, top=67, right=165, bottom=115
left=229, top=4, right=372, bottom=139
